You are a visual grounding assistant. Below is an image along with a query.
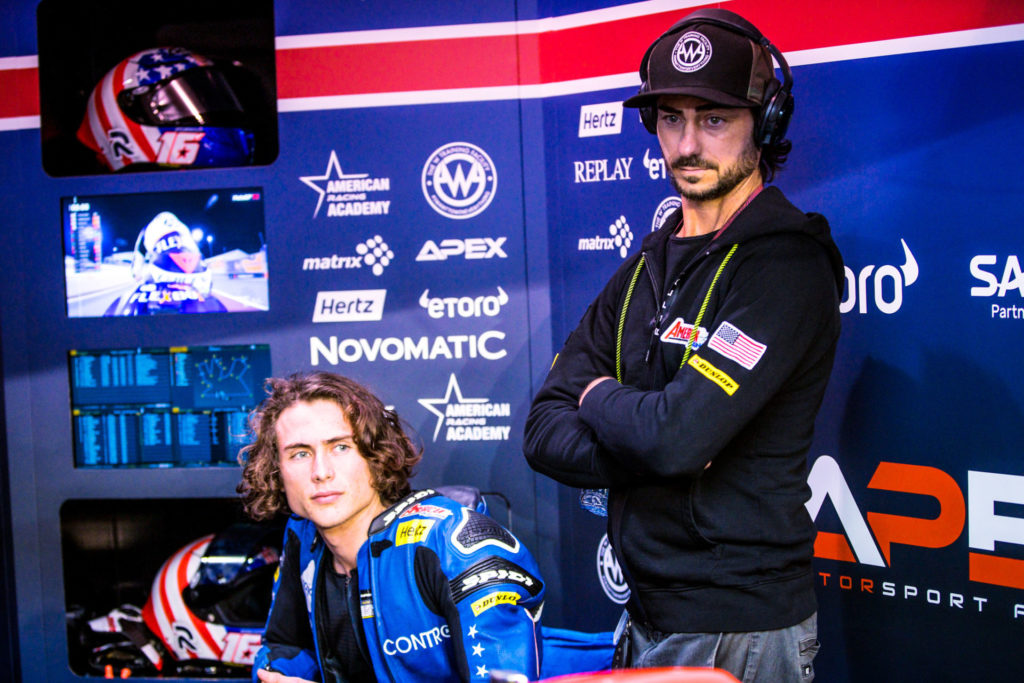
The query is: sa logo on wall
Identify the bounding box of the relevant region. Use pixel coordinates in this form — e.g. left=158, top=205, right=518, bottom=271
left=422, top=142, right=497, bottom=219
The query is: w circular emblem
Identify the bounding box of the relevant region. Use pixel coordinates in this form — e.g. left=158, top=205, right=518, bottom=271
left=421, top=142, right=497, bottom=219
left=672, top=31, right=713, bottom=73
left=596, top=534, right=630, bottom=604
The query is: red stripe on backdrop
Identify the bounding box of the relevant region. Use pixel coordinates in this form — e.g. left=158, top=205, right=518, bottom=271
left=727, top=0, right=1024, bottom=53
left=0, top=67, right=38, bottom=117
left=3, top=0, right=1024, bottom=119
left=276, top=34, right=520, bottom=98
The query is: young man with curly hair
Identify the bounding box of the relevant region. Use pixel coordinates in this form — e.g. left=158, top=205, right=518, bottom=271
left=239, top=372, right=609, bottom=682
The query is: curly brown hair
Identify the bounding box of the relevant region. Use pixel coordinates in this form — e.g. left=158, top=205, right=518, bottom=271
left=237, top=372, right=421, bottom=521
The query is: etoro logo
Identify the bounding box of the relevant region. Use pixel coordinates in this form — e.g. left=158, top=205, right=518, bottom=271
left=841, top=239, right=918, bottom=314
left=422, top=142, right=497, bottom=219
left=419, top=287, right=508, bottom=319
left=418, top=374, right=511, bottom=443
left=807, top=455, right=1024, bottom=612
left=578, top=216, right=634, bottom=259
left=299, top=150, right=392, bottom=219
left=302, top=235, right=394, bottom=277
left=596, top=534, right=629, bottom=604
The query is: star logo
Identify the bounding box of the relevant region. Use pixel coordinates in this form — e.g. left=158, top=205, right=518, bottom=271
left=467, top=624, right=479, bottom=639
left=300, top=150, right=373, bottom=218
left=418, top=374, right=488, bottom=441
left=476, top=665, right=489, bottom=678
left=472, top=643, right=485, bottom=657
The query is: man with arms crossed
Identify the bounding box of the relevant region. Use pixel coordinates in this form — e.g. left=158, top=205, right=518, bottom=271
left=525, top=9, right=844, bottom=682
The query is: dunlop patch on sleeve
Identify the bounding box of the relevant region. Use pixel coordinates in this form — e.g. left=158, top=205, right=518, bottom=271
left=688, top=354, right=738, bottom=395
left=471, top=590, right=520, bottom=616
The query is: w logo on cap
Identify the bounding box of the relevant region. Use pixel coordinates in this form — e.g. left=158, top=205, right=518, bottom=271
left=672, top=31, right=713, bottom=73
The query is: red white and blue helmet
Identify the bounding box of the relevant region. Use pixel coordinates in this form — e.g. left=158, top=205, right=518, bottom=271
left=141, top=525, right=279, bottom=667
left=77, top=47, right=255, bottom=171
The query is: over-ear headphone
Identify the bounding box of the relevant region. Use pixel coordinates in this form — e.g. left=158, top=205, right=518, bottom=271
left=635, top=8, right=793, bottom=148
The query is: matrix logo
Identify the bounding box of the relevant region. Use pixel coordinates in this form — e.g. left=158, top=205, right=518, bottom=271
left=302, top=235, right=394, bottom=276
left=578, top=216, right=634, bottom=259
left=807, top=455, right=1024, bottom=608
left=841, top=239, right=918, bottom=314
left=421, top=142, right=497, bottom=219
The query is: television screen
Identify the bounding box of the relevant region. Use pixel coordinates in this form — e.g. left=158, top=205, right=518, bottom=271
left=62, top=187, right=268, bottom=317
left=69, top=344, right=271, bottom=467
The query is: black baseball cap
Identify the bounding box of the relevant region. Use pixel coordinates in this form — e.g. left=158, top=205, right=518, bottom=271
left=624, top=13, right=776, bottom=109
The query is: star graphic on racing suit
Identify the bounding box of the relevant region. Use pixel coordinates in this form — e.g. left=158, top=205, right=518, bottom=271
left=299, top=150, right=376, bottom=219
left=476, top=664, right=489, bottom=678
left=467, top=624, right=478, bottom=639
left=472, top=643, right=485, bottom=657
left=418, top=374, right=489, bottom=441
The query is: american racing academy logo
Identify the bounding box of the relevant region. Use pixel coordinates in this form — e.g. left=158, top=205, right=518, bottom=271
left=300, top=150, right=392, bottom=218
left=578, top=216, right=634, bottom=259
left=418, top=374, right=511, bottom=443
left=303, top=235, right=394, bottom=277
left=597, top=534, right=629, bottom=604
left=970, top=252, right=1024, bottom=320
left=422, top=142, right=497, bottom=219
left=841, top=239, right=918, bottom=315
left=652, top=196, right=681, bottom=232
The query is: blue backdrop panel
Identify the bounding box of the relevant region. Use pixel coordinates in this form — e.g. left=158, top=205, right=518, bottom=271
left=2, top=0, right=1024, bottom=681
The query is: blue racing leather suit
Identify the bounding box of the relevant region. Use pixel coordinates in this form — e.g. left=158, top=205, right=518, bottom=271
left=254, top=489, right=611, bottom=681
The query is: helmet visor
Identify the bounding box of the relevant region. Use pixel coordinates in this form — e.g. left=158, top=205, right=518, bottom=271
left=129, top=67, right=246, bottom=127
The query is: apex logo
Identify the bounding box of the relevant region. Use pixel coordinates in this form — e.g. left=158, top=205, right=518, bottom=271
left=415, top=237, right=507, bottom=262
left=806, top=455, right=1024, bottom=591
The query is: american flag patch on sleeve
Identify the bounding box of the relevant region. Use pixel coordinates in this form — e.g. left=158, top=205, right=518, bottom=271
left=708, top=321, right=766, bottom=370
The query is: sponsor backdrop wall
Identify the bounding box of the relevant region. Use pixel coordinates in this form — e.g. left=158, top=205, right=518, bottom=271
left=1, top=0, right=1023, bottom=680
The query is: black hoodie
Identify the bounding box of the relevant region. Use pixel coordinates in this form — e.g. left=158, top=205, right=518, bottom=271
left=524, top=186, right=844, bottom=633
